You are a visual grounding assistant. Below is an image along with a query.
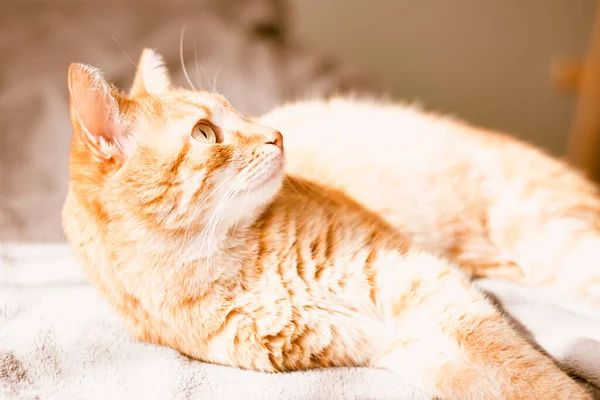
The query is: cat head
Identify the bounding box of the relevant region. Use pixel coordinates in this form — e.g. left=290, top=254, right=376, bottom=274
left=66, top=49, right=284, bottom=240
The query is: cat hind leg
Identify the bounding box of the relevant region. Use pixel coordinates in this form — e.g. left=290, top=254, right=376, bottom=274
left=371, top=252, right=592, bottom=399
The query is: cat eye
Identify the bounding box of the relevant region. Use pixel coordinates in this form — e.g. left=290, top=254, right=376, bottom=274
left=191, top=122, right=217, bottom=144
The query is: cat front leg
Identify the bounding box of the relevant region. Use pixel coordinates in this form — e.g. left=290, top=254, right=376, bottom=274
left=371, top=252, right=592, bottom=399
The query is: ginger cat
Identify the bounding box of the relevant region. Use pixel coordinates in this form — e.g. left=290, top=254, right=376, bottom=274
left=260, top=99, right=600, bottom=303
left=63, top=49, right=592, bottom=399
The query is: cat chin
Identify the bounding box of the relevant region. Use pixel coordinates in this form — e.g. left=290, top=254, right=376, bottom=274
left=240, top=169, right=284, bottom=206
left=240, top=157, right=285, bottom=194
left=224, top=169, right=284, bottom=222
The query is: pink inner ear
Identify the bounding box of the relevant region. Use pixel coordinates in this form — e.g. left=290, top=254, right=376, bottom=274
left=68, top=64, right=126, bottom=158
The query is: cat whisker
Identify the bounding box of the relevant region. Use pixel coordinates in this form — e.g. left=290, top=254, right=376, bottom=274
left=193, top=174, right=238, bottom=214
left=200, top=65, right=214, bottom=93
left=193, top=39, right=203, bottom=91
left=110, top=34, right=137, bottom=67
left=232, top=187, right=251, bottom=236
left=184, top=174, right=239, bottom=256
left=188, top=163, right=269, bottom=259
left=221, top=80, right=231, bottom=99
left=212, top=69, right=221, bottom=93
left=206, top=188, right=232, bottom=249
left=179, top=24, right=197, bottom=91
left=212, top=189, right=238, bottom=244
left=196, top=199, right=222, bottom=259
left=194, top=174, right=243, bottom=256
left=203, top=182, right=240, bottom=266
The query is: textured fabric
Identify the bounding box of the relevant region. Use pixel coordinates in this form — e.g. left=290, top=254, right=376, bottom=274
left=1, top=243, right=599, bottom=400
left=0, top=1, right=376, bottom=241
left=0, top=244, right=425, bottom=400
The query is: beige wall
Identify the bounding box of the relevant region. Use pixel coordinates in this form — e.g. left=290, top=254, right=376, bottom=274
left=290, top=0, right=596, bottom=155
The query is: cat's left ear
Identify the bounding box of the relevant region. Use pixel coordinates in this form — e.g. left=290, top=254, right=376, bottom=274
left=130, top=48, right=172, bottom=96
left=68, top=63, right=132, bottom=161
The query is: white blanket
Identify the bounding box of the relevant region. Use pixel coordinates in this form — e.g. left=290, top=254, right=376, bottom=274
left=1, top=243, right=599, bottom=400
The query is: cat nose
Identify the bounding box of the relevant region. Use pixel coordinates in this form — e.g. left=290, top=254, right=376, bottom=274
left=265, top=130, right=283, bottom=151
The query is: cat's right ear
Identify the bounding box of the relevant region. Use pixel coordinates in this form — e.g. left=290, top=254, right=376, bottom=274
left=68, top=64, right=132, bottom=161
left=130, top=48, right=172, bottom=97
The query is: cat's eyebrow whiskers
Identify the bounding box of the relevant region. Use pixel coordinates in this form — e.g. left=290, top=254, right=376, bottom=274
left=193, top=39, right=203, bottom=91
left=212, top=69, right=221, bottom=94
left=110, top=34, right=136, bottom=68
left=179, top=24, right=197, bottom=91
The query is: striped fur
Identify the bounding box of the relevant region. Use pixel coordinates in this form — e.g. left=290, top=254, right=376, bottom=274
left=261, top=99, right=600, bottom=304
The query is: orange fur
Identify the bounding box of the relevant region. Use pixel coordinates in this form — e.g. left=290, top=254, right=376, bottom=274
left=63, top=50, right=592, bottom=399
left=261, top=98, right=600, bottom=304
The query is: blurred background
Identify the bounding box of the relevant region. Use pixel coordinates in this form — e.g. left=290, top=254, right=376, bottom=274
left=1, top=0, right=599, bottom=242
left=291, top=0, right=596, bottom=155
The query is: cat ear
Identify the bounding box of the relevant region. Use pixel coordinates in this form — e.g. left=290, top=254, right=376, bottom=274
left=130, top=48, right=172, bottom=96
left=68, top=63, right=131, bottom=160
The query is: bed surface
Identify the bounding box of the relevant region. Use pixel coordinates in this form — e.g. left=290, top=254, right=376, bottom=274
left=1, top=243, right=598, bottom=399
